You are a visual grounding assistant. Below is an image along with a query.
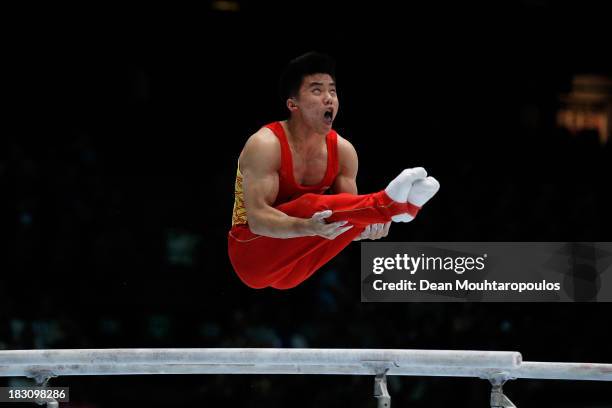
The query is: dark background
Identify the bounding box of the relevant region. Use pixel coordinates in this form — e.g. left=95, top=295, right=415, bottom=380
left=2, top=1, right=611, bottom=407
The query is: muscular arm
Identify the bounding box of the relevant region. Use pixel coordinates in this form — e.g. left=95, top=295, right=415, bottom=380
left=331, top=135, right=359, bottom=195
left=240, top=129, right=309, bottom=238
left=241, top=129, right=350, bottom=239
left=332, top=135, right=391, bottom=241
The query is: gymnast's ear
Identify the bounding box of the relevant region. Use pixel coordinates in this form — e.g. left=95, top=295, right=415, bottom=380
left=287, top=97, right=299, bottom=112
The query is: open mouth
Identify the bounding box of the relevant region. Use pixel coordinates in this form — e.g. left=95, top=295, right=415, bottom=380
left=323, top=109, right=333, bottom=123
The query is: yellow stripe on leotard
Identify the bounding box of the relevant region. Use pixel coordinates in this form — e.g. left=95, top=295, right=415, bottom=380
left=231, top=163, right=248, bottom=226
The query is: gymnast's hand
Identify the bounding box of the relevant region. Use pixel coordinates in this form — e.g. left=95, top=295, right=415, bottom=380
left=306, top=210, right=354, bottom=240
left=353, top=222, right=391, bottom=241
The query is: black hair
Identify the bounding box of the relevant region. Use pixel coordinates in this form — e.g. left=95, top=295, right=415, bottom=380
left=278, top=52, right=336, bottom=102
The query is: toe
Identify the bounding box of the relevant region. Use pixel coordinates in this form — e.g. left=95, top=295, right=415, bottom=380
left=425, top=176, right=440, bottom=192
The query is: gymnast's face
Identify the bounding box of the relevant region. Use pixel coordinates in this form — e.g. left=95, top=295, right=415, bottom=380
left=289, top=73, right=339, bottom=134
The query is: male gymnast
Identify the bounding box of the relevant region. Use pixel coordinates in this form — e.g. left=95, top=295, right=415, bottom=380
left=228, top=52, right=439, bottom=289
